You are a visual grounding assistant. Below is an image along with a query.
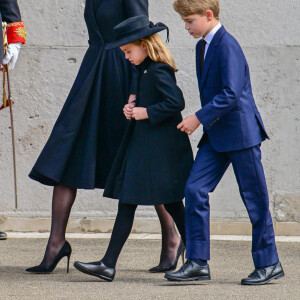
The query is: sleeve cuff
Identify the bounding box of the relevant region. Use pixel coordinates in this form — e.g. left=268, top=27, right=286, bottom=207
left=195, top=110, right=210, bottom=130
left=196, top=109, right=221, bottom=130
left=7, top=22, right=27, bottom=44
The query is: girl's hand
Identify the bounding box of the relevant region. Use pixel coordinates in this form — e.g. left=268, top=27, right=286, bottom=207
left=123, top=104, right=133, bottom=120
left=128, top=94, right=136, bottom=104
left=132, top=107, right=148, bottom=120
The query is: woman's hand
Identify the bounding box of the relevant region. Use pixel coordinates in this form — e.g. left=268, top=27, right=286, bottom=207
left=123, top=104, right=133, bottom=120
left=128, top=94, right=136, bottom=104
left=132, top=107, right=148, bottom=121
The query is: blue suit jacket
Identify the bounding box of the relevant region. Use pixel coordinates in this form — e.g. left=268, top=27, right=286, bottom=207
left=195, top=26, right=268, bottom=152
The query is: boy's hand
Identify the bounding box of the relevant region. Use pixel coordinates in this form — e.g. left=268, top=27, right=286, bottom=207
left=123, top=104, right=134, bottom=120
left=177, top=114, right=201, bottom=135
left=132, top=107, right=148, bottom=120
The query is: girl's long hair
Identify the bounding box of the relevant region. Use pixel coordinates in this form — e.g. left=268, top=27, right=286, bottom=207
left=133, top=34, right=178, bottom=72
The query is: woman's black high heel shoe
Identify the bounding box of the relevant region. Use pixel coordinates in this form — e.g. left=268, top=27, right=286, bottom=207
left=149, top=239, right=185, bottom=273
left=26, top=241, right=72, bottom=274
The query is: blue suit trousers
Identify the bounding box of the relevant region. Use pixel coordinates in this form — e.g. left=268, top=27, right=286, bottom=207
left=185, top=136, right=279, bottom=267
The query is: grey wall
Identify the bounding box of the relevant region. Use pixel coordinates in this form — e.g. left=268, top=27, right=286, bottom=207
left=0, top=0, right=299, bottom=227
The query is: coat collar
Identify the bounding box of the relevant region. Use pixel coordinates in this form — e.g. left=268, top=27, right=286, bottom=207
left=198, top=25, right=226, bottom=91
left=136, top=56, right=153, bottom=72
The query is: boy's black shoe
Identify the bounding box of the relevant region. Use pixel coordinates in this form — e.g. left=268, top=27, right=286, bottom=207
left=0, top=232, right=7, bottom=240
left=241, top=262, right=284, bottom=285
left=164, top=260, right=211, bottom=281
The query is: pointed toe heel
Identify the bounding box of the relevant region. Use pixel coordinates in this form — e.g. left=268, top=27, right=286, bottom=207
left=26, top=241, right=72, bottom=274
left=149, top=239, right=185, bottom=273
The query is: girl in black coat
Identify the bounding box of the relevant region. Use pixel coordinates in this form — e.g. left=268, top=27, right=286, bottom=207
left=27, top=0, right=182, bottom=275
left=74, top=16, right=194, bottom=282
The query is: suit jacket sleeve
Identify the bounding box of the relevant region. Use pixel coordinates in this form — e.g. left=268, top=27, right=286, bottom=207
left=125, top=0, right=149, bottom=95
left=195, top=42, right=245, bottom=129
left=0, top=0, right=21, bottom=23
left=147, top=64, right=185, bottom=125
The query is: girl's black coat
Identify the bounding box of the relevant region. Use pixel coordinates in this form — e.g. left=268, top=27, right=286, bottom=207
left=104, top=57, right=194, bottom=205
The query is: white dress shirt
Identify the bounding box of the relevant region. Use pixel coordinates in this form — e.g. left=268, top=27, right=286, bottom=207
left=203, top=22, right=222, bottom=58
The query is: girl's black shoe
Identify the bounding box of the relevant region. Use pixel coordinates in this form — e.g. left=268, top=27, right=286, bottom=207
left=149, top=239, right=185, bottom=273
left=26, top=241, right=72, bottom=274
left=74, top=260, right=116, bottom=282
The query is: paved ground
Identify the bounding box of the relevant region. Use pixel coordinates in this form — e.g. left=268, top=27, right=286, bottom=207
left=0, top=237, right=299, bottom=299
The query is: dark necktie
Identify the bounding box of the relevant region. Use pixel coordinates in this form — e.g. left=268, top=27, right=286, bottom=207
left=200, top=39, right=207, bottom=76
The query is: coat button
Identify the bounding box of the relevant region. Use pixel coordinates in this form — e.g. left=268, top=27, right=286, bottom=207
left=144, top=70, right=147, bottom=74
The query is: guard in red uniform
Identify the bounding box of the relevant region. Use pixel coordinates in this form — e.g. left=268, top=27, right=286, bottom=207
left=0, top=0, right=26, bottom=239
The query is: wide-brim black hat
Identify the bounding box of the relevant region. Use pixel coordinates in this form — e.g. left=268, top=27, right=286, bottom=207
left=107, top=15, right=169, bottom=50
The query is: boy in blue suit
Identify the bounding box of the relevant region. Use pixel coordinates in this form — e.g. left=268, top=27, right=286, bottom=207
left=165, top=0, right=284, bottom=285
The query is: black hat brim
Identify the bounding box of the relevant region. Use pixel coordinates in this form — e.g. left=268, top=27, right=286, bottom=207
left=106, top=26, right=167, bottom=50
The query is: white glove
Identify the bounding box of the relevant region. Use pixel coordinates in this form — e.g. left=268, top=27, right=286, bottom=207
left=3, top=42, right=22, bottom=70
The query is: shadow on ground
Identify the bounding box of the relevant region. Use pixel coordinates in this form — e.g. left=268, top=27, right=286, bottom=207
left=0, top=239, right=299, bottom=299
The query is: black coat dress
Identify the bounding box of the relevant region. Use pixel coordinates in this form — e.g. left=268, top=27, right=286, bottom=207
left=104, top=57, right=194, bottom=205
left=29, top=0, right=148, bottom=189
left=0, top=0, right=21, bottom=62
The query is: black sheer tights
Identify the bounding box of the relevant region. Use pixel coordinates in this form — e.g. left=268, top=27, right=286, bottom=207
left=155, top=204, right=181, bottom=267
left=102, top=201, right=186, bottom=268
left=39, top=185, right=77, bottom=267
left=38, top=185, right=184, bottom=269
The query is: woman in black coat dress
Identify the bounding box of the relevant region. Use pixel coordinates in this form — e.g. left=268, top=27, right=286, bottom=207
left=26, top=0, right=182, bottom=273
left=73, top=16, right=194, bottom=282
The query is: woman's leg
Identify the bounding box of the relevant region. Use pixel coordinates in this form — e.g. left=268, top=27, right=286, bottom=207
left=102, top=202, right=138, bottom=268
left=164, top=201, right=186, bottom=246
left=154, top=205, right=181, bottom=267
left=40, top=185, right=77, bottom=267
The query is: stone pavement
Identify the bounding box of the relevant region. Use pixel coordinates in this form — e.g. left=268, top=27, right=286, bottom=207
left=0, top=236, right=299, bottom=299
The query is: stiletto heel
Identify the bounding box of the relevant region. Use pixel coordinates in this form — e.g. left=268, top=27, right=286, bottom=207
left=149, top=239, right=185, bottom=273
left=67, top=255, right=71, bottom=273
left=26, top=241, right=72, bottom=274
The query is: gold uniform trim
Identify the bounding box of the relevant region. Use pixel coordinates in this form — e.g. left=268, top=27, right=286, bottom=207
left=14, top=27, right=27, bottom=40
left=7, top=21, right=24, bottom=28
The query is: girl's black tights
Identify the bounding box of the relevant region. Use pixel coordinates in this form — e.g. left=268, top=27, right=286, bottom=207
left=101, top=202, right=137, bottom=268
left=102, top=201, right=186, bottom=269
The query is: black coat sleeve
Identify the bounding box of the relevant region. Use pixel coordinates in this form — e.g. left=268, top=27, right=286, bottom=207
left=147, top=64, right=185, bottom=125
left=0, top=0, right=22, bottom=23
left=125, top=0, right=149, bottom=95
